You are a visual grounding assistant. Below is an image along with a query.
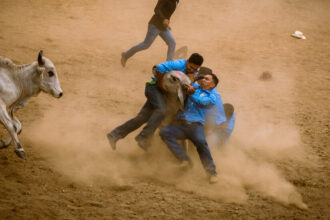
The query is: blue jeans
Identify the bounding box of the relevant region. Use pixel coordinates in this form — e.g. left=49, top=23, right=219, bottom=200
left=110, top=84, right=166, bottom=139
left=124, top=23, right=176, bottom=61
left=160, top=124, right=217, bottom=176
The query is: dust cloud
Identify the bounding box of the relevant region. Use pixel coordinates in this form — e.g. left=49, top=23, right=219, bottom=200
left=23, top=63, right=308, bottom=210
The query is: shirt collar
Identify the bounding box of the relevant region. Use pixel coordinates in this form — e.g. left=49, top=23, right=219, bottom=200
left=211, top=87, right=218, bottom=93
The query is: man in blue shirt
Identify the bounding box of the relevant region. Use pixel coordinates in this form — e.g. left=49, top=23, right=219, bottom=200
left=159, top=72, right=219, bottom=184
left=198, top=67, right=227, bottom=126
left=121, top=0, right=179, bottom=67
left=197, top=67, right=234, bottom=147
left=154, top=53, right=202, bottom=86
left=107, top=53, right=203, bottom=151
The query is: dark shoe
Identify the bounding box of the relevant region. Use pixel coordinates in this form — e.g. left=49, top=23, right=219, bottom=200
left=135, top=135, right=150, bottom=151
left=121, top=52, right=127, bottom=67
left=107, top=132, right=120, bottom=150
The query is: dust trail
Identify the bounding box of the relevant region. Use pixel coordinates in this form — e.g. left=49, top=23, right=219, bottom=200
left=23, top=91, right=307, bottom=210
left=202, top=63, right=309, bottom=209
left=22, top=59, right=309, bottom=209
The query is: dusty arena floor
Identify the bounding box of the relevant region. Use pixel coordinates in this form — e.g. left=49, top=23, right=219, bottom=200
left=0, top=0, right=329, bottom=219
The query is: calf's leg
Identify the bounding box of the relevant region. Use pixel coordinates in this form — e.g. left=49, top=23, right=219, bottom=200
left=0, top=103, right=25, bottom=159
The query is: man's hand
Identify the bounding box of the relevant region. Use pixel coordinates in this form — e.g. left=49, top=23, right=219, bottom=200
left=163, top=19, right=170, bottom=27
left=155, top=71, right=168, bottom=92
left=163, top=19, right=171, bottom=30
left=185, top=84, right=195, bottom=95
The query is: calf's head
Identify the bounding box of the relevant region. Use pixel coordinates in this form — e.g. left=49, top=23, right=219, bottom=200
left=163, top=71, right=191, bottom=107
left=36, top=50, right=63, bottom=98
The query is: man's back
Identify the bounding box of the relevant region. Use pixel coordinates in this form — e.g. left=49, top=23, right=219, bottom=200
left=149, top=0, right=178, bottom=31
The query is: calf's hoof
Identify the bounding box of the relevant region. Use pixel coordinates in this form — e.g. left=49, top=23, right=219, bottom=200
left=14, top=150, right=26, bottom=160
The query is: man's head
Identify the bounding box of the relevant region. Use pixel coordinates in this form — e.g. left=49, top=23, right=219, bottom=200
left=223, top=103, right=234, bottom=119
left=196, top=66, right=213, bottom=82
left=186, top=53, right=203, bottom=74
left=199, top=72, right=219, bottom=91
left=198, top=66, right=213, bottom=77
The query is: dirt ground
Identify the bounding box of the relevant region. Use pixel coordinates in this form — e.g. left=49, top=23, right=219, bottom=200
left=0, top=0, right=329, bottom=219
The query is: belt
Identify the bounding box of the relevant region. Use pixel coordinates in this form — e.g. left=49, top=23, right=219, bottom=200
left=180, top=120, right=202, bottom=126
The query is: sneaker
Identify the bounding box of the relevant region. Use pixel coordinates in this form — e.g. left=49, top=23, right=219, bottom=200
left=135, top=135, right=150, bottom=151
left=107, top=132, right=120, bottom=150
left=121, top=52, right=127, bottom=67
left=209, top=175, right=218, bottom=184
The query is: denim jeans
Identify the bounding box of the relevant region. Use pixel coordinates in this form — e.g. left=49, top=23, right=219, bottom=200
left=111, top=84, right=166, bottom=139
left=160, top=124, right=217, bottom=176
left=124, top=23, right=176, bottom=61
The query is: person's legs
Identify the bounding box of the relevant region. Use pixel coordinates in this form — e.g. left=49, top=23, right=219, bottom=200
left=107, top=101, right=152, bottom=150
left=188, top=125, right=217, bottom=177
left=123, top=24, right=160, bottom=62
left=159, top=28, right=176, bottom=61
left=138, top=84, right=166, bottom=140
left=159, top=125, right=190, bottom=162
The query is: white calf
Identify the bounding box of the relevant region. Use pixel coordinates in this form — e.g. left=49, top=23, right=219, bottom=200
left=0, top=50, right=63, bottom=159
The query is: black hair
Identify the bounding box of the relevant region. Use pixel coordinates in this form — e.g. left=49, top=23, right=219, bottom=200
left=198, top=66, right=213, bottom=76
left=223, top=103, right=234, bottom=118
left=208, top=72, right=219, bottom=87
left=188, top=53, right=204, bottom=66
left=197, top=67, right=219, bottom=88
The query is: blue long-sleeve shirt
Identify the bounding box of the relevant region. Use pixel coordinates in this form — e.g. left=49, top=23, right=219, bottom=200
left=151, top=59, right=190, bottom=81
left=206, top=87, right=227, bottom=125
left=155, top=59, right=198, bottom=76
left=227, top=113, right=235, bottom=133
left=215, top=113, right=235, bottom=144
left=177, top=85, right=216, bottom=125
left=207, top=87, right=235, bottom=143
left=156, top=59, right=187, bottom=73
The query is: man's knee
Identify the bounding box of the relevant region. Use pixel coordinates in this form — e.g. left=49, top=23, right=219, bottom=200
left=194, top=138, right=208, bottom=149
left=172, top=39, right=176, bottom=47
left=141, top=41, right=152, bottom=50
left=136, top=110, right=149, bottom=121
left=166, top=38, right=176, bottom=48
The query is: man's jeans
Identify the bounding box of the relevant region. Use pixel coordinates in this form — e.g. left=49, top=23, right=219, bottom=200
left=160, top=123, right=217, bottom=176
left=111, top=84, right=166, bottom=139
left=124, top=23, right=176, bottom=61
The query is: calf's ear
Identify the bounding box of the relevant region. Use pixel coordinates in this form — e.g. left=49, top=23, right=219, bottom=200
left=178, top=87, right=185, bottom=110
left=38, top=50, right=45, bottom=66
